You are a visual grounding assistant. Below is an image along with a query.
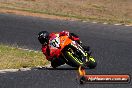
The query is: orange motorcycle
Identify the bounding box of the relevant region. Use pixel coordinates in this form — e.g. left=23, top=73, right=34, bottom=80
left=49, top=34, right=97, bottom=68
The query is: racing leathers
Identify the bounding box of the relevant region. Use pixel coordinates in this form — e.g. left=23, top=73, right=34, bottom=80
left=41, top=31, right=90, bottom=68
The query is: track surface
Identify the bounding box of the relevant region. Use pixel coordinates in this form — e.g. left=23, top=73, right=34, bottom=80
left=0, top=13, right=132, bottom=88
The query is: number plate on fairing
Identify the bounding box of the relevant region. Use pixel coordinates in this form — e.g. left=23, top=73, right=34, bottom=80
left=49, top=34, right=60, bottom=48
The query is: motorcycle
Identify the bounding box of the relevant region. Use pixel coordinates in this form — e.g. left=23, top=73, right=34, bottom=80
left=49, top=34, right=97, bottom=68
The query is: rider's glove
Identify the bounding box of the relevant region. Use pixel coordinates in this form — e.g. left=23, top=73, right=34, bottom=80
left=69, top=33, right=79, bottom=40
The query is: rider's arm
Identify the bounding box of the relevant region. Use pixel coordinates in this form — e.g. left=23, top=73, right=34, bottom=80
left=69, top=33, right=80, bottom=41
left=69, top=33, right=82, bottom=45
left=42, top=45, right=52, bottom=61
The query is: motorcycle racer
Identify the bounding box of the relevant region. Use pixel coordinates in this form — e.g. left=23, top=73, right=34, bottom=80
left=38, top=30, right=90, bottom=68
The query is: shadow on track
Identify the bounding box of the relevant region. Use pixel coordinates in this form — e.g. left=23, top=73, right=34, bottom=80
left=34, top=67, right=78, bottom=70
left=32, top=65, right=90, bottom=71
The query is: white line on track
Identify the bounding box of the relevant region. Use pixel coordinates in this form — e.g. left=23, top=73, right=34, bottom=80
left=103, top=22, right=108, bottom=24
left=114, top=24, right=122, bottom=25
left=92, top=22, right=97, bottom=23
left=81, top=20, right=132, bottom=27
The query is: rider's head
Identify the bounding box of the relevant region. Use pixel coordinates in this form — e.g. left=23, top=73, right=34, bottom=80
left=38, top=31, right=49, bottom=45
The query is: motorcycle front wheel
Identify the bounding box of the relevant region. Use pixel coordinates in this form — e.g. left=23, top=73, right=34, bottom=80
left=63, top=49, right=86, bottom=68
left=86, top=56, right=97, bottom=69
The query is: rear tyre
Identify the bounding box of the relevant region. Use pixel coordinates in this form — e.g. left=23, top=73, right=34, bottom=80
left=51, top=57, right=65, bottom=68
left=51, top=62, right=57, bottom=68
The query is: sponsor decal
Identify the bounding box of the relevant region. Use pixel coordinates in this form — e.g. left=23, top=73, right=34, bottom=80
left=78, top=66, right=130, bottom=84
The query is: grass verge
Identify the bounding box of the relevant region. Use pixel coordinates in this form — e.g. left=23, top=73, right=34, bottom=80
left=0, top=0, right=132, bottom=25
left=0, top=44, right=48, bottom=69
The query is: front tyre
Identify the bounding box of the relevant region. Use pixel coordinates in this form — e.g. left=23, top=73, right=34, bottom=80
left=86, top=56, right=97, bottom=69
left=64, top=51, right=85, bottom=68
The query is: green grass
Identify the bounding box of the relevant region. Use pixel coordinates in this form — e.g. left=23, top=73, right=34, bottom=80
left=0, top=44, right=49, bottom=69
left=0, top=0, right=132, bottom=24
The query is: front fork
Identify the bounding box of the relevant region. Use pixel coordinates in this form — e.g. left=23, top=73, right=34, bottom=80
left=77, top=44, right=90, bottom=62
left=73, top=44, right=90, bottom=63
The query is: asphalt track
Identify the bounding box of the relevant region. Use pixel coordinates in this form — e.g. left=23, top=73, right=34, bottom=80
left=0, top=13, right=132, bottom=88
